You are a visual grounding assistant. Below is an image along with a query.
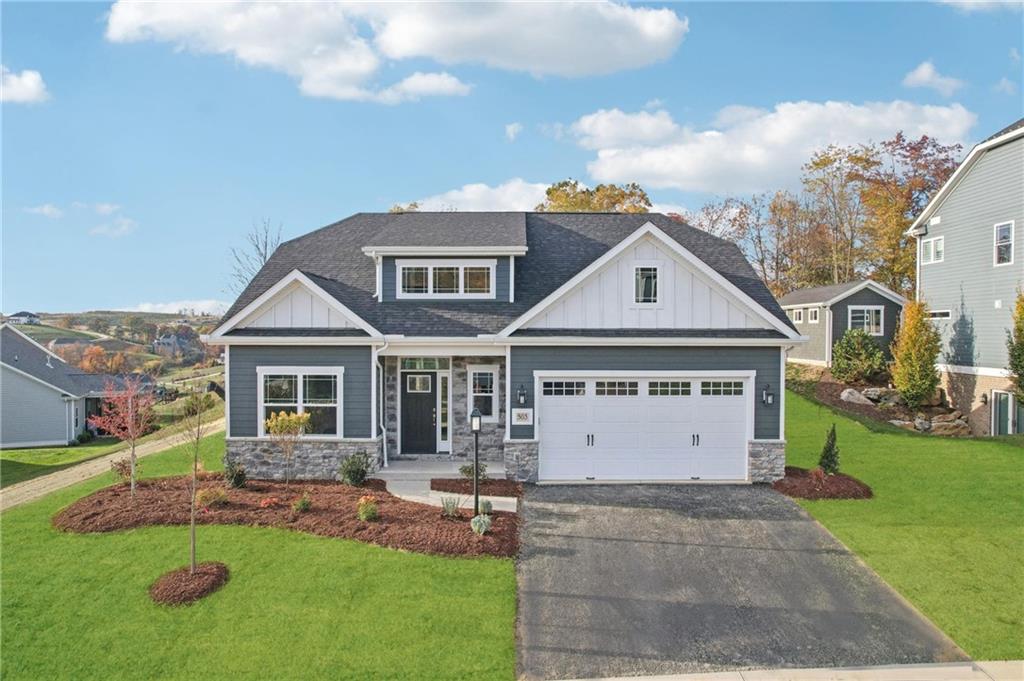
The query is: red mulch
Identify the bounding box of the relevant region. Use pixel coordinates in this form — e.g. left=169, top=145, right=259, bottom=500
left=773, top=466, right=873, bottom=500
left=430, top=478, right=523, bottom=498
left=53, top=474, right=518, bottom=559
left=149, top=562, right=229, bottom=606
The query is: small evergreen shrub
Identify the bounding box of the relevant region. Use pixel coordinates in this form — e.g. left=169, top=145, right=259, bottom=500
left=196, top=487, right=229, bottom=509
left=440, top=495, right=461, bottom=518
left=110, top=458, right=135, bottom=483
left=340, top=450, right=372, bottom=486
left=459, top=462, right=489, bottom=481
left=470, top=514, right=492, bottom=536
left=224, top=460, right=247, bottom=489
left=479, top=499, right=493, bottom=515
left=357, top=494, right=379, bottom=521
left=831, top=329, right=886, bottom=383
left=819, top=424, right=840, bottom=475
left=291, top=492, right=312, bottom=513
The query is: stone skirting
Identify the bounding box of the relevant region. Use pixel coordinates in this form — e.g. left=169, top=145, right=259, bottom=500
left=748, top=440, right=785, bottom=483
left=940, top=370, right=1012, bottom=436
left=503, top=440, right=539, bottom=482
left=226, top=438, right=382, bottom=481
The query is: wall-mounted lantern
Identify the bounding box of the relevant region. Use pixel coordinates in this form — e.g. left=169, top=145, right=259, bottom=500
left=762, top=384, right=775, bottom=406
left=517, top=384, right=527, bottom=406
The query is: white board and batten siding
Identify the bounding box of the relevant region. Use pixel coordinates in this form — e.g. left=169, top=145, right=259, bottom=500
left=240, top=282, right=356, bottom=329
left=523, top=236, right=769, bottom=330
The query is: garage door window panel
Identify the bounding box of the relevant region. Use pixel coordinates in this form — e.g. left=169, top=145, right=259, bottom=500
left=596, top=381, right=638, bottom=396
left=649, top=381, right=691, bottom=396
left=542, top=381, right=586, bottom=396
left=701, top=380, right=744, bottom=396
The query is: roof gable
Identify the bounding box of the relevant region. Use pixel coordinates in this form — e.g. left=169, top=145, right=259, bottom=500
left=779, top=280, right=906, bottom=307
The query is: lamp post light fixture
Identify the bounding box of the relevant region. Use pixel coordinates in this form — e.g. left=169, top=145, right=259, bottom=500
left=470, top=408, right=482, bottom=516
left=517, top=384, right=527, bottom=406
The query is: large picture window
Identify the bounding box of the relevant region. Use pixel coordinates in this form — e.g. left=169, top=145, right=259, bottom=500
left=848, top=306, right=883, bottom=336
left=467, top=364, right=498, bottom=422
left=258, top=367, right=344, bottom=437
left=396, top=260, right=496, bottom=299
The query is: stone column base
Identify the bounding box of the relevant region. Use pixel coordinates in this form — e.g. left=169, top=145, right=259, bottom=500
left=503, top=440, right=539, bottom=482
left=225, top=438, right=382, bottom=481
left=748, top=440, right=785, bottom=482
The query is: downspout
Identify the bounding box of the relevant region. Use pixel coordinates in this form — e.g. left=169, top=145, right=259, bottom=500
left=376, top=338, right=390, bottom=467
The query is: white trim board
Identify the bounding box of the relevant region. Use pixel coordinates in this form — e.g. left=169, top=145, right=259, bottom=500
left=936, top=364, right=1011, bottom=378
left=256, top=365, right=346, bottom=439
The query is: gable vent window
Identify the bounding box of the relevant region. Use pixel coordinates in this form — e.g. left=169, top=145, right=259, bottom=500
left=397, top=260, right=496, bottom=299
left=634, top=267, right=659, bottom=304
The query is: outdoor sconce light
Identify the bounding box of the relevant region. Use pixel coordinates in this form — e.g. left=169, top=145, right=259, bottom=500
left=470, top=408, right=482, bottom=433
left=517, top=384, right=527, bottom=406
left=980, top=393, right=988, bottom=406
left=762, top=385, right=775, bottom=406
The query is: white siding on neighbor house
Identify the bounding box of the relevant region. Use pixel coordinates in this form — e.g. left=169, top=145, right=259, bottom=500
left=524, top=236, right=769, bottom=330
left=0, top=365, right=73, bottom=447
left=239, top=282, right=357, bottom=329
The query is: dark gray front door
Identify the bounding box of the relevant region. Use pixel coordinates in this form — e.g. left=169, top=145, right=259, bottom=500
left=401, top=372, right=437, bottom=453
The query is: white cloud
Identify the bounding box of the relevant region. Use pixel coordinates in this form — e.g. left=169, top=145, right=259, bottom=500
left=1011, top=47, right=1022, bottom=63
left=105, top=2, right=687, bottom=103
left=505, top=122, right=523, bottom=142
left=415, top=178, right=549, bottom=211
left=570, top=108, right=679, bottom=150
left=122, top=299, right=229, bottom=315
left=94, top=203, right=121, bottom=215
left=649, top=202, right=688, bottom=216
left=24, top=204, right=63, bottom=219
left=1, top=65, right=50, bottom=103
left=938, top=0, right=1023, bottom=11
left=994, top=77, right=1019, bottom=94
left=90, top=216, right=138, bottom=238
left=902, top=61, right=965, bottom=96
left=580, top=100, right=976, bottom=194
left=644, top=98, right=665, bottom=110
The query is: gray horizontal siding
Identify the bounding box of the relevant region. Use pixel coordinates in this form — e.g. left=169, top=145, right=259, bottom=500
left=786, top=305, right=828, bottom=362
left=831, top=289, right=903, bottom=361
left=1, top=366, right=70, bottom=446
left=229, top=346, right=372, bottom=438
left=919, top=138, right=1023, bottom=369
left=509, top=346, right=783, bottom=440
left=382, top=257, right=511, bottom=302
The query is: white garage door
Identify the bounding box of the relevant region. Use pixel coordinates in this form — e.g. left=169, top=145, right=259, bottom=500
left=537, top=376, right=751, bottom=482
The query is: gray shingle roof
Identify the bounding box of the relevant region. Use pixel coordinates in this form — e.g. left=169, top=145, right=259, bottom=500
left=983, top=117, right=1024, bottom=144
left=778, top=281, right=868, bottom=306
left=364, top=212, right=527, bottom=249
left=222, top=212, right=795, bottom=337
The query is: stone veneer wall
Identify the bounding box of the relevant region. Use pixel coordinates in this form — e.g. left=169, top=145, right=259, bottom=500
left=450, top=356, right=506, bottom=462
left=383, top=356, right=399, bottom=456
left=503, top=441, right=539, bottom=482
left=941, top=370, right=1011, bottom=436
left=748, top=441, right=785, bottom=483
left=226, top=438, right=382, bottom=481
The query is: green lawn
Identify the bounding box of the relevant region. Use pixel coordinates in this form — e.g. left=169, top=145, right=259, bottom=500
left=17, top=323, right=96, bottom=342
left=786, top=392, right=1024, bottom=660
left=0, top=433, right=516, bottom=680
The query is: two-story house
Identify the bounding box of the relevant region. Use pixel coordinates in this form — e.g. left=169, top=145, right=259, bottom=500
left=910, top=118, right=1024, bottom=435
left=206, top=212, right=806, bottom=484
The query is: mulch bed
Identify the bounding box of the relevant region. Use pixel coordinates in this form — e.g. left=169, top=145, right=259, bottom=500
left=773, top=466, right=873, bottom=500
left=813, top=380, right=917, bottom=423
left=430, top=478, right=523, bottom=498
left=53, top=474, right=518, bottom=558
left=149, top=562, right=229, bottom=606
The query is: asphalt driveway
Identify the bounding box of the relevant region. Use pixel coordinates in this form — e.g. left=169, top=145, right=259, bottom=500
left=516, top=485, right=966, bottom=680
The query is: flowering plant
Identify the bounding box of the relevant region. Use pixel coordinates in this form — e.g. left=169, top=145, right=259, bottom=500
left=357, top=494, right=379, bottom=521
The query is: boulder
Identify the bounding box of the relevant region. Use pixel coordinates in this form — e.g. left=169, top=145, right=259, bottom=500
left=862, top=387, right=899, bottom=403
left=841, top=388, right=874, bottom=405
left=931, top=410, right=963, bottom=424
left=914, top=416, right=932, bottom=432
left=922, top=387, right=945, bottom=407
left=889, top=420, right=916, bottom=431
left=930, top=419, right=971, bottom=437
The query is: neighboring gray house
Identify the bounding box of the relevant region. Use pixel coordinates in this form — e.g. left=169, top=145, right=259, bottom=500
left=780, top=280, right=906, bottom=367
left=206, top=212, right=806, bottom=484
left=909, top=118, right=1024, bottom=436
left=0, top=324, right=124, bottom=448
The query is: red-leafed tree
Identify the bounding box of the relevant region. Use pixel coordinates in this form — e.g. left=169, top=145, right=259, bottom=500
left=88, top=375, right=156, bottom=500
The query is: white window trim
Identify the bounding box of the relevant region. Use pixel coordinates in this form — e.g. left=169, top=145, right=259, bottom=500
left=395, top=259, right=497, bottom=300
left=993, top=221, right=1014, bottom=267
left=256, top=366, right=345, bottom=439
left=991, top=389, right=1015, bottom=435
left=928, top=310, right=952, bottom=320
left=808, top=308, right=819, bottom=324
left=792, top=309, right=804, bottom=324
left=848, top=305, right=885, bottom=337
left=631, top=263, right=662, bottom=308
left=467, top=363, right=499, bottom=423
left=922, top=236, right=944, bottom=265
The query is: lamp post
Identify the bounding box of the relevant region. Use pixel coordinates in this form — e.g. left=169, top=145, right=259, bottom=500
left=470, top=408, right=482, bottom=516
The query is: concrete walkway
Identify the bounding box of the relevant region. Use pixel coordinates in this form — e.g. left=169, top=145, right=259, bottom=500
left=567, top=660, right=1023, bottom=681
left=1, top=418, right=225, bottom=512
left=374, top=459, right=518, bottom=512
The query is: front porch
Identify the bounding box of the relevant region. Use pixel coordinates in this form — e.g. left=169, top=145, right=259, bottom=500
left=374, top=459, right=518, bottom=512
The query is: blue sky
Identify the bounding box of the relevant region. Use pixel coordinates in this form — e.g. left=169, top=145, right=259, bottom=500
left=2, top=1, right=1021, bottom=315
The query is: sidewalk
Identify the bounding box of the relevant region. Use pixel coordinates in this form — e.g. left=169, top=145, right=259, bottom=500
left=0, top=418, right=225, bottom=512
left=566, top=661, right=1023, bottom=681
left=374, top=459, right=518, bottom=512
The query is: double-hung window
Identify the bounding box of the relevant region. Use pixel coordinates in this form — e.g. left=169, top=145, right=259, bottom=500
left=791, top=309, right=803, bottom=323
left=808, top=308, right=819, bottom=323
left=467, top=364, right=498, bottom=422
left=922, top=236, right=944, bottom=264
left=397, top=260, right=496, bottom=299
left=259, top=367, right=344, bottom=437
left=994, top=222, right=1014, bottom=266
left=848, top=306, right=883, bottom=336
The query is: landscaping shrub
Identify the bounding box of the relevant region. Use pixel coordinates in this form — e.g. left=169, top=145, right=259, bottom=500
left=357, top=494, right=379, bottom=521
left=819, top=424, right=840, bottom=475
left=891, top=300, right=942, bottom=409
left=195, top=487, right=229, bottom=509
left=831, top=329, right=886, bottom=383
left=458, top=462, right=488, bottom=481
left=470, top=514, right=492, bottom=536
left=1007, top=292, right=1024, bottom=402
left=77, top=430, right=94, bottom=444
left=340, top=450, right=372, bottom=486
left=809, top=467, right=827, bottom=489
left=440, top=495, right=461, bottom=518
left=479, top=499, right=493, bottom=515
left=110, top=457, right=136, bottom=483
left=258, top=496, right=280, bottom=509
left=291, top=492, right=312, bottom=513
left=224, top=460, right=247, bottom=489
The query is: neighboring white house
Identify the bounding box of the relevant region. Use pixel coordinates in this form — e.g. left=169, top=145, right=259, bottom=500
left=6, top=311, right=40, bottom=325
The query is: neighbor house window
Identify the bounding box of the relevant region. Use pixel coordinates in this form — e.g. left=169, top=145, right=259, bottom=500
left=922, top=236, right=944, bottom=264
left=928, top=310, right=951, bottom=321
left=396, top=260, right=496, bottom=299
left=792, top=309, right=804, bottom=323
left=808, top=308, right=819, bottom=324
left=849, top=306, right=883, bottom=336
left=258, top=367, right=343, bottom=437
left=995, top=222, right=1014, bottom=266
left=467, top=364, right=498, bottom=422
left=634, top=267, right=659, bottom=304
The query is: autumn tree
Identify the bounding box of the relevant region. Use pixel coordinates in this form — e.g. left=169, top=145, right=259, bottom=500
left=1007, top=292, right=1024, bottom=402
left=891, top=300, right=942, bottom=408
left=230, top=218, right=283, bottom=294
left=389, top=201, right=420, bottom=213
left=89, top=375, right=156, bottom=500
left=264, top=411, right=311, bottom=489
left=535, top=179, right=651, bottom=213
left=802, top=146, right=866, bottom=285
left=684, top=197, right=744, bottom=241
left=179, top=391, right=217, bottom=575
left=79, top=346, right=109, bottom=373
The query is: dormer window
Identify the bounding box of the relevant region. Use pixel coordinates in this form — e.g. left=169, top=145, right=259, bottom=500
left=397, top=259, right=496, bottom=299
